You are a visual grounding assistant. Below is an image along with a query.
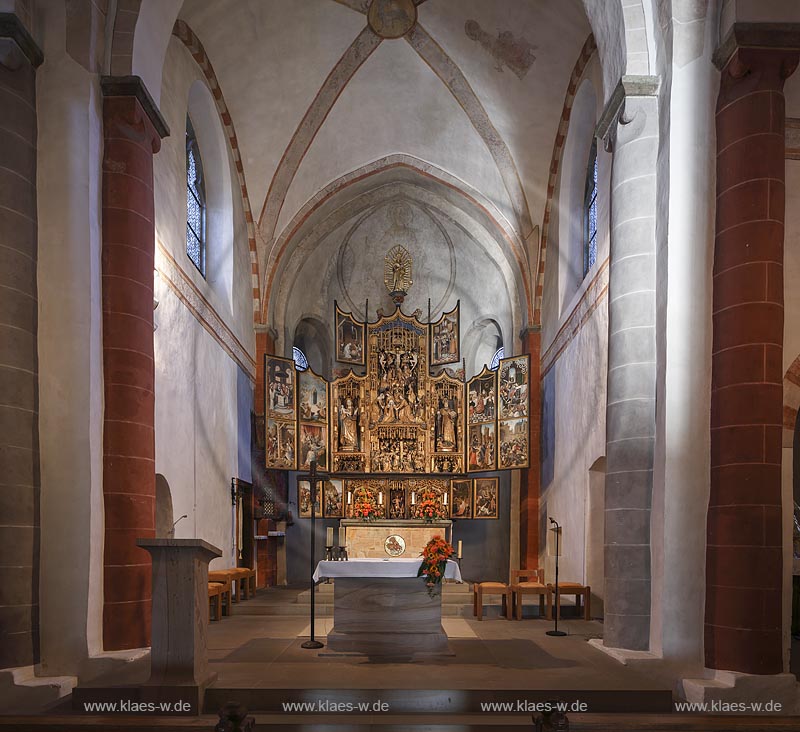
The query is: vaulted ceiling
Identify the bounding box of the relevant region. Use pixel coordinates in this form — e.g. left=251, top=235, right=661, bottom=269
left=177, top=0, right=593, bottom=325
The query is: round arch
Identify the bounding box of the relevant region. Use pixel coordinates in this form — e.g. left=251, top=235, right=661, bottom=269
left=264, top=155, right=529, bottom=334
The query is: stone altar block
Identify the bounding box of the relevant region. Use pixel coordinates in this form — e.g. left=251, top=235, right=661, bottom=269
left=137, top=539, right=221, bottom=699
left=314, top=558, right=462, bottom=657
left=342, top=519, right=451, bottom=558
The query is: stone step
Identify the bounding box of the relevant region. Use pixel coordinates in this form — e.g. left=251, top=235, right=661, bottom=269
left=234, top=602, right=476, bottom=617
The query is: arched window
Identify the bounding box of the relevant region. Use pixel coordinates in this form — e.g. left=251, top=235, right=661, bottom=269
left=583, top=138, right=598, bottom=277
left=490, top=346, right=504, bottom=371
left=186, top=115, right=206, bottom=277
left=292, top=346, right=309, bottom=372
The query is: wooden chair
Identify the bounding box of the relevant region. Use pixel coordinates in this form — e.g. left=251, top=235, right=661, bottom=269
left=510, top=568, right=551, bottom=620
left=208, top=583, right=223, bottom=622
left=473, top=581, right=513, bottom=620
left=548, top=582, right=591, bottom=620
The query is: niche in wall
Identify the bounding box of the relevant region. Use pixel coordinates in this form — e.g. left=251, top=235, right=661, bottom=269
left=155, top=473, right=175, bottom=538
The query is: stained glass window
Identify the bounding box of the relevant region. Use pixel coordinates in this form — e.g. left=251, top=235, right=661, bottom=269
left=186, top=116, right=206, bottom=277
left=584, top=139, right=598, bottom=277
left=293, top=347, right=309, bottom=371
left=490, top=346, right=504, bottom=371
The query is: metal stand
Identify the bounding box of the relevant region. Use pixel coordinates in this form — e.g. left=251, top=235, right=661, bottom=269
left=301, top=460, right=325, bottom=650
left=546, top=518, right=566, bottom=637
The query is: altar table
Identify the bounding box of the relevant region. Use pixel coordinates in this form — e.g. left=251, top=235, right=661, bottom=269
left=313, top=558, right=462, bottom=656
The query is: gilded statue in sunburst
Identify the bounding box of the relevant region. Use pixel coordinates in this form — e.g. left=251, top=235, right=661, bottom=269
left=384, top=245, right=413, bottom=295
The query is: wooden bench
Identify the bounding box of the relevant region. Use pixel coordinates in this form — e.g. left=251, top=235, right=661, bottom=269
left=209, top=578, right=232, bottom=617
left=208, top=583, right=224, bottom=621
left=473, top=581, right=513, bottom=620
left=209, top=568, right=256, bottom=603
left=548, top=582, right=591, bottom=620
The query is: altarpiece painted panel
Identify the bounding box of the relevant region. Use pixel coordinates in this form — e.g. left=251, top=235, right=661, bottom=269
left=335, top=302, right=365, bottom=366
left=266, top=355, right=297, bottom=469
left=298, top=368, right=329, bottom=471
left=497, top=355, right=529, bottom=469
left=467, top=366, right=497, bottom=472
left=430, top=302, right=460, bottom=366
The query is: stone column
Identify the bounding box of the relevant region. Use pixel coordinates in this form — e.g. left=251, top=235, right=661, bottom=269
left=598, top=78, right=660, bottom=652
left=0, top=13, right=43, bottom=671
left=100, top=77, right=168, bottom=651
left=707, top=35, right=799, bottom=675
left=519, top=326, right=541, bottom=570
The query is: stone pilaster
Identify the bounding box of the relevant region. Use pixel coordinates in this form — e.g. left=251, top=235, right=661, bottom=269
left=598, top=76, right=660, bottom=652
left=706, top=30, right=799, bottom=675
left=0, top=12, right=43, bottom=670
left=100, top=76, right=168, bottom=651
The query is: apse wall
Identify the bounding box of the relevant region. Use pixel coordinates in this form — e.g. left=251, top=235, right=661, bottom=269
left=152, top=37, right=255, bottom=568
left=277, top=194, right=516, bottom=369
left=538, top=56, right=610, bottom=611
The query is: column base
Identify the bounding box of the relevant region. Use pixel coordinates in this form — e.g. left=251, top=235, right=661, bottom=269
left=681, top=670, right=799, bottom=714
left=588, top=638, right=661, bottom=666
left=0, top=666, right=76, bottom=713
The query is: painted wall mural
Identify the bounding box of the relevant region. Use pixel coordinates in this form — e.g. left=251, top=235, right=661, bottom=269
left=464, top=20, right=537, bottom=80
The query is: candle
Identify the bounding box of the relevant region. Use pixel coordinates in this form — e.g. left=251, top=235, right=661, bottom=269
left=443, top=492, right=448, bottom=506
left=339, top=527, right=346, bottom=547
left=347, top=490, right=352, bottom=505
left=326, top=527, right=333, bottom=547
left=379, top=491, right=383, bottom=505
left=457, top=540, right=462, bottom=559
left=411, top=491, right=416, bottom=505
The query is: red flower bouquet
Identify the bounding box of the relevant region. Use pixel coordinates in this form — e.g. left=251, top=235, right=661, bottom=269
left=352, top=491, right=382, bottom=521
left=414, top=488, right=447, bottom=522
left=418, top=535, right=454, bottom=596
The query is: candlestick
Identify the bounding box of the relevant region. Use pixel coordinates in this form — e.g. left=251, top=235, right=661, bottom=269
left=457, top=540, right=462, bottom=559
left=326, top=527, right=333, bottom=547
left=339, top=527, right=345, bottom=547
left=237, top=490, right=243, bottom=559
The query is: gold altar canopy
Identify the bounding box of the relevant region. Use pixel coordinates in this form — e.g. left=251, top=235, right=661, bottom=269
left=265, top=305, right=529, bottom=474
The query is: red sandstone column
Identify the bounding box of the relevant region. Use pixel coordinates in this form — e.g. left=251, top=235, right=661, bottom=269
left=101, top=80, right=167, bottom=650
left=520, top=328, right=541, bottom=569
left=707, top=44, right=799, bottom=674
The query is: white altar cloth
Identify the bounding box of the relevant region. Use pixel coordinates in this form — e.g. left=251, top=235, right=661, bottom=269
left=312, top=557, right=462, bottom=583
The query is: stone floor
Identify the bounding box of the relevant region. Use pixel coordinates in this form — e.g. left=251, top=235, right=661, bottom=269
left=203, top=585, right=676, bottom=693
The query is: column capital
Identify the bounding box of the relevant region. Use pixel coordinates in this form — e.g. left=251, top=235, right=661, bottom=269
left=595, top=75, right=660, bottom=152
left=714, top=22, right=800, bottom=72
left=101, top=75, right=170, bottom=140
left=255, top=324, right=279, bottom=344
left=0, top=12, right=43, bottom=68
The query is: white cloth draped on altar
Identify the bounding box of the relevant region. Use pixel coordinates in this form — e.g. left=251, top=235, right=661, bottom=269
left=312, top=557, right=462, bottom=583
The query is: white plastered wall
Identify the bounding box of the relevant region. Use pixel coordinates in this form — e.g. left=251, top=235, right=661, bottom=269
left=538, top=54, right=610, bottom=596
left=152, top=37, right=254, bottom=569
